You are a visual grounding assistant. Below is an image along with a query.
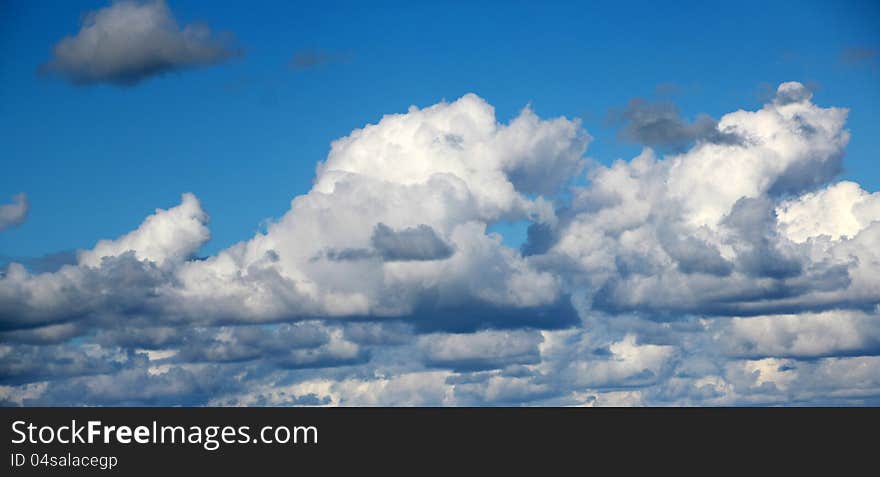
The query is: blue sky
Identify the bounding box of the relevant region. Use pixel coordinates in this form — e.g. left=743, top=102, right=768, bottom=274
left=2, top=0, right=878, bottom=259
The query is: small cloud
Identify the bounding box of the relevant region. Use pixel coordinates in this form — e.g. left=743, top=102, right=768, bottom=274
left=608, top=98, right=743, bottom=151
left=774, top=81, right=813, bottom=105
left=40, top=0, right=240, bottom=87
left=0, top=193, right=28, bottom=231
left=780, top=50, right=802, bottom=63
left=289, top=49, right=353, bottom=71
left=840, top=46, right=877, bottom=66
left=654, top=82, right=682, bottom=96
left=756, top=80, right=820, bottom=104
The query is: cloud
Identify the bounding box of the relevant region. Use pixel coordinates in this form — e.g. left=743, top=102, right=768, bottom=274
left=840, top=46, right=877, bottom=66
left=717, top=310, right=880, bottom=359
left=545, top=82, right=858, bottom=320
left=289, top=49, right=353, bottom=70
left=2, top=82, right=880, bottom=406
left=0, top=250, right=77, bottom=274
left=0, top=343, right=128, bottom=386
left=654, top=82, right=682, bottom=96
left=40, top=0, right=238, bottom=86
left=773, top=81, right=813, bottom=105
left=419, top=330, right=543, bottom=371
left=1, top=94, right=582, bottom=332
left=77, top=192, right=209, bottom=267
left=169, top=323, right=331, bottom=364
left=550, top=333, right=678, bottom=388
left=0, top=193, right=28, bottom=231
left=321, top=223, right=456, bottom=262
left=776, top=180, right=880, bottom=243
left=609, top=98, right=743, bottom=151
left=158, top=94, right=579, bottom=323
left=371, top=223, right=454, bottom=261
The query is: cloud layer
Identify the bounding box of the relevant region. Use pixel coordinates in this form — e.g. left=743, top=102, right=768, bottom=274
left=41, top=0, right=238, bottom=86
left=2, top=82, right=879, bottom=406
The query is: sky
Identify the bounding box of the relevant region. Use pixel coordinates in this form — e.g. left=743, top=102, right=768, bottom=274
left=1, top=0, right=880, bottom=406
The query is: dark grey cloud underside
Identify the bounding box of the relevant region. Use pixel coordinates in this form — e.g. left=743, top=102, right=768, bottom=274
left=371, top=223, right=454, bottom=262
left=609, top=98, right=744, bottom=151
left=40, top=0, right=240, bottom=86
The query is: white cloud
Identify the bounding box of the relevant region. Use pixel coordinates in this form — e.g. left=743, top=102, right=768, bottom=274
left=166, top=94, right=582, bottom=322
left=78, top=192, right=210, bottom=268
left=777, top=181, right=880, bottom=243
left=535, top=83, right=868, bottom=318
left=667, top=84, right=848, bottom=227
left=2, top=83, right=880, bottom=406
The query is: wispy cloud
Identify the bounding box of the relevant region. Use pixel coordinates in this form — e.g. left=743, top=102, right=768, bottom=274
left=289, top=49, right=354, bottom=70
left=841, top=46, right=877, bottom=66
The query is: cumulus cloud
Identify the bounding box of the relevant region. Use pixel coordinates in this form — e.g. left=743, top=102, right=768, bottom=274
left=77, top=192, right=210, bottom=267
left=776, top=180, right=880, bottom=243
left=2, top=82, right=880, bottom=406
left=0, top=193, right=28, bottom=231
left=539, top=82, right=858, bottom=321
left=41, top=0, right=238, bottom=86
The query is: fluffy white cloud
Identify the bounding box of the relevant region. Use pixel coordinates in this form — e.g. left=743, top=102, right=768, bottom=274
left=668, top=81, right=848, bottom=227
left=777, top=181, right=880, bottom=243
left=41, top=0, right=238, bottom=86
left=2, top=83, right=880, bottom=406
left=78, top=193, right=210, bottom=268
left=166, top=94, right=582, bottom=322
left=533, top=83, right=869, bottom=318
